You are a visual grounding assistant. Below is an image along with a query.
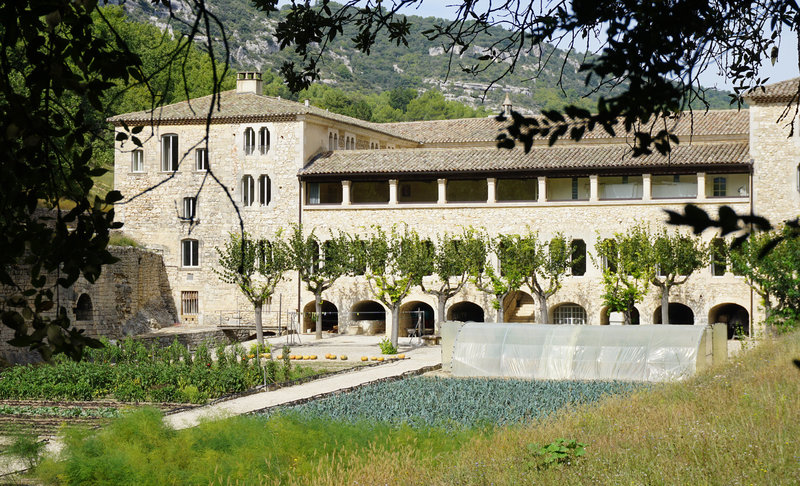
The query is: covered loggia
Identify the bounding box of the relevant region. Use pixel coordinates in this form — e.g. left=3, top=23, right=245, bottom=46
left=447, top=301, right=485, bottom=322
left=709, top=303, right=750, bottom=339
left=653, top=303, right=695, bottom=324
left=302, top=300, right=339, bottom=333
left=399, top=301, right=435, bottom=336
left=350, top=300, right=386, bottom=335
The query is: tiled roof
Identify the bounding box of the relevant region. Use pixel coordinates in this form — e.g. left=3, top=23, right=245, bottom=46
left=299, top=142, right=750, bottom=177
left=107, top=90, right=416, bottom=141
left=744, top=77, right=800, bottom=103
left=380, top=110, right=749, bottom=144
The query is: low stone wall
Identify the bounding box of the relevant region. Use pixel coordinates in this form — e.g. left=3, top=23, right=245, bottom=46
left=134, top=328, right=253, bottom=350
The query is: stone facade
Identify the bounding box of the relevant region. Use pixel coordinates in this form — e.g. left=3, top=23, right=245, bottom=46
left=109, top=74, right=800, bottom=342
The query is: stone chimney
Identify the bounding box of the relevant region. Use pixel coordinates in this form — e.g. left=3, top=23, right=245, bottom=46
left=502, top=93, right=512, bottom=116
left=236, top=71, right=262, bottom=94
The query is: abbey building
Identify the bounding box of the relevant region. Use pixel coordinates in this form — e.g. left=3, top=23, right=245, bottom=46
left=109, top=73, right=800, bottom=340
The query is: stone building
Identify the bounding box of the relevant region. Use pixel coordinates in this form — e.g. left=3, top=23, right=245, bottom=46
left=108, top=73, right=800, bottom=340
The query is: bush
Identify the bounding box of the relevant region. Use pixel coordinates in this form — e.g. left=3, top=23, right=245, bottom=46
left=378, top=337, right=398, bottom=355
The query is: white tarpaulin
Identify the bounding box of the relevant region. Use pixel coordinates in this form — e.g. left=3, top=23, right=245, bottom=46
left=451, top=323, right=706, bottom=382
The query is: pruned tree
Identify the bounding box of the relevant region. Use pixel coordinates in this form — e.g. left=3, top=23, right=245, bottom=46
left=519, top=231, right=573, bottom=325
left=472, top=233, right=526, bottom=323
left=215, top=232, right=288, bottom=345
left=650, top=229, right=708, bottom=325
left=730, top=226, right=800, bottom=333
left=285, top=224, right=351, bottom=339
left=357, top=226, right=430, bottom=348
left=420, top=228, right=486, bottom=332
left=594, top=226, right=652, bottom=326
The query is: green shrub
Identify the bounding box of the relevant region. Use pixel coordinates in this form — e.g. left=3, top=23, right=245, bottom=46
left=378, top=337, right=398, bottom=355
left=526, top=438, right=586, bottom=470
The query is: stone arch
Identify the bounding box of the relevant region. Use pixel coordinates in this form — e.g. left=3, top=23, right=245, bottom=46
left=653, top=303, right=695, bottom=324
left=552, top=302, right=587, bottom=324
left=350, top=300, right=386, bottom=335
left=302, top=300, right=339, bottom=334
left=447, top=301, right=485, bottom=322
left=399, top=301, right=435, bottom=336
left=503, top=290, right=535, bottom=323
left=599, top=305, right=640, bottom=325
left=75, top=293, right=93, bottom=321
left=709, top=303, right=750, bottom=339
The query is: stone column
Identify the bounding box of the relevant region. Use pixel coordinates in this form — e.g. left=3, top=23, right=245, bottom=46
left=438, top=178, right=447, bottom=204
left=589, top=174, right=599, bottom=201
left=642, top=173, right=652, bottom=201
left=697, top=172, right=707, bottom=201
left=389, top=179, right=398, bottom=205
left=342, top=180, right=351, bottom=206
left=487, top=177, right=497, bottom=203
left=537, top=177, right=547, bottom=203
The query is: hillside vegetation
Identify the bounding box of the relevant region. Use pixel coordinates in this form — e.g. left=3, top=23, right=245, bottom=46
left=35, top=331, right=800, bottom=485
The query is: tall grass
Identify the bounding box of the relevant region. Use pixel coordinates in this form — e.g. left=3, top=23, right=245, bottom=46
left=34, top=331, right=800, bottom=485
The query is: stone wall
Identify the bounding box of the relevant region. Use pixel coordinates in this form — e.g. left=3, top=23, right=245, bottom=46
left=0, top=246, right=178, bottom=363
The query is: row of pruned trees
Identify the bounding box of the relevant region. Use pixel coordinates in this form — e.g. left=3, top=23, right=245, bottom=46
left=216, top=222, right=778, bottom=346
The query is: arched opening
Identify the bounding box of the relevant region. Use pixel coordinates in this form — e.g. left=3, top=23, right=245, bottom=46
left=399, top=301, right=435, bottom=337
left=709, top=303, right=750, bottom=339
left=75, top=294, right=93, bottom=321
left=599, top=306, right=639, bottom=325
left=502, top=291, right=535, bottom=323
left=447, top=301, right=485, bottom=322
left=351, top=300, right=386, bottom=335
left=552, top=303, right=587, bottom=324
left=653, top=303, right=695, bottom=324
left=302, top=301, right=339, bottom=334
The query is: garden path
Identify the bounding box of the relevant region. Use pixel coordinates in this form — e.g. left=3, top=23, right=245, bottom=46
left=164, top=337, right=442, bottom=430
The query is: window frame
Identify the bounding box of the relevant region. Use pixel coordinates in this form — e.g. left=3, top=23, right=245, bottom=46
left=182, top=196, right=196, bottom=220
left=241, top=175, right=255, bottom=207
left=161, top=134, right=179, bottom=172
left=243, top=127, right=256, bottom=155
left=131, top=149, right=144, bottom=173
left=195, top=148, right=208, bottom=171
left=712, top=176, right=727, bottom=197
left=259, top=127, right=270, bottom=155
left=181, top=239, right=199, bottom=268
left=258, top=174, right=271, bottom=206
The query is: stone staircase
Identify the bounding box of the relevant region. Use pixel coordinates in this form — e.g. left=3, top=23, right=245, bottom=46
left=506, top=292, right=536, bottom=323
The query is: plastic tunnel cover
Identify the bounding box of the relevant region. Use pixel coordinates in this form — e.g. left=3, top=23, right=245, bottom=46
left=451, top=323, right=706, bottom=382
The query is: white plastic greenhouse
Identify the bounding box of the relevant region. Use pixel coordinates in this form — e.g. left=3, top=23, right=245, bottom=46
left=446, top=323, right=710, bottom=382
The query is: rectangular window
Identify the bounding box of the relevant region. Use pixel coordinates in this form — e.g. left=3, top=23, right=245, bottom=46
left=182, top=240, right=199, bottom=267
left=571, top=177, right=579, bottom=200
left=161, top=134, right=179, bottom=172
left=183, top=197, right=196, bottom=219
left=131, top=149, right=144, bottom=172
left=195, top=148, right=208, bottom=171
left=713, top=176, right=727, bottom=197
left=181, top=291, right=199, bottom=315
left=241, top=175, right=255, bottom=207
left=307, top=182, right=320, bottom=205
left=259, top=175, right=271, bottom=206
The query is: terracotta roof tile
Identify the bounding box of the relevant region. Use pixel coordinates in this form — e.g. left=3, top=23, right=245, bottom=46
left=744, top=77, right=800, bottom=103
left=381, top=110, right=749, bottom=144
left=107, top=90, right=415, bottom=141
left=299, top=142, right=750, bottom=177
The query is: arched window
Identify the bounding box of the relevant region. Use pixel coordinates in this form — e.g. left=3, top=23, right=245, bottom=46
left=328, top=132, right=334, bottom=150
left=241, top=175, right=255, bottom=206
left=553, top=303, right=587, bottom=324
left=181, top=239, right=199, bottom=267
left=334, top=133, right=338, bottom=149
left=161, top=134, right=178, bottom=172
left=259, top=127, right=270, bottom=154
left=243, top=127, right=256, bottom=155
left=258, top=175, right=271, bottom=206
left=131, top=149, right=144, bottom=172
left=75, top=294, right=93, bottom=321
left=570, top=239, right=586, bottom=276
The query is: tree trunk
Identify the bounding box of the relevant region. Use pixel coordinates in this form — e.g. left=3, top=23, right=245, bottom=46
left=436, top=295, right=446, bottom=334
left=496, top=291, right=508, bottom=323
left=623, top=307, right=632, bottom=326
left=390, top=304, right=400, bottom=348
left=661, top=287, right=670, bottom=325
left=315, top=293, right=323, bottom=340
left=536, top=293, right=548, bottom=324
left=254, top=301, right=264, bottom=345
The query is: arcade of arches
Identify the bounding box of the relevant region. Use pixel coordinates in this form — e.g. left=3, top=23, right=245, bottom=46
left=302, top=300, right=338, bottom=333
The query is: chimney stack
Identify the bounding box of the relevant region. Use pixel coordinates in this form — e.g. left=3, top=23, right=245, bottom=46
left=502, top=93, right=512, bottom=116
left=236, top=72, right=262, bottom=94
